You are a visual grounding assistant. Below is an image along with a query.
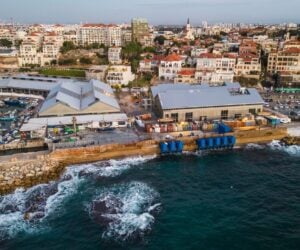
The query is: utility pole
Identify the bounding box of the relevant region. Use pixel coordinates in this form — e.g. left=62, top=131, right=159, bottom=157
left=72, top=116, right=77, bottom=136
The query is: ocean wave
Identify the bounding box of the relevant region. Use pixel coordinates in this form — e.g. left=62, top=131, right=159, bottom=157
left=68, top=155, right=157, bottom=178
left=0, top=155, right=157, bottom=240
left=268, top=140, right=300, bottom=157
left=245, top=143, right=266, bottom=150
left=89, top=181, right=161, bottom=241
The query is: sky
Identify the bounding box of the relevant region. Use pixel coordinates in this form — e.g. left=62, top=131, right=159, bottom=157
left=0, top=0, right=299, bottom=25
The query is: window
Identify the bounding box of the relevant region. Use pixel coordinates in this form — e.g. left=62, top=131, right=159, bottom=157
left=171, top=113, right=178, bottom=122
left=249, top=109, right=256, bottom=114
left=221, top=110, right=228, bottom=120
left=165, top=114, right=169, bottom=118
left=200, top=116, right=207, bottom=121
left=185, top=112, right=193, bottom=121
left=234, top=114, right=242, bottom=119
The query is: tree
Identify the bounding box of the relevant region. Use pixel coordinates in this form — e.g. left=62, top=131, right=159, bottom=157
left=15, top=39, right=23, bottom=49
left=58, top=58, right=76, bottom=65
left=122, top=42, right=142, bottom=61
left=143, top=46, right=156, bottom=53
left=154, top=35, right=166, bottom=46
left=79, top=57, right=92, bottom=64
left=60, top=41, right=76, bottom=53
left=0, top=39, right=13, bottom=48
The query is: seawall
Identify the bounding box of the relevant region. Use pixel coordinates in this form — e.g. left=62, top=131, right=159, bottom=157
left=0, top=127, right=288, bottom=194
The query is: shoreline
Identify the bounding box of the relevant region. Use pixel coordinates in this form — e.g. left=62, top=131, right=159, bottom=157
left=0, top=127, right=294, bottom=195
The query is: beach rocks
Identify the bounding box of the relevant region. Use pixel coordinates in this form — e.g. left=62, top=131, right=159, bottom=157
left=281, top=136, right=300, bottom=146
left=90, top=195, right=123, bottom=226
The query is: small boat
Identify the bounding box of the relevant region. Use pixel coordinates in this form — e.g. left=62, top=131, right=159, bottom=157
left=4, top=99, right=27, bottom=108
left=97, top=126, right=116, bottom=132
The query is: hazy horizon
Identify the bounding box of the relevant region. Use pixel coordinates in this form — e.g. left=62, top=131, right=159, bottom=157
left=0, top=0, right=300, bottom=25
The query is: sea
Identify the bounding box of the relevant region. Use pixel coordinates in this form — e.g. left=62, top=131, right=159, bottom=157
left=0, top=141, right=299, bottom=250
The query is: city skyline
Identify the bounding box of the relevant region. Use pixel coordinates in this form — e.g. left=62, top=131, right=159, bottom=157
left=0, top=0, right=300, bottom=25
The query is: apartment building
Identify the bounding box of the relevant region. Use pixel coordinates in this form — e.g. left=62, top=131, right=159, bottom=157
left=268, top=48, right=300, bottom=74
left=139, top=55, right=163, bottom=73
left=235, top=53, right=261, bottom=76
left=106, top=65, right=135, bottom=86
left=18, top=40, right=42, bottom=66
left=77, top=24, right=122, bottom=47
left=108, top=47, right=122, bottom=64
left=131, top=18, right=150, bottom=43
left=174, top=68, right=197, bottom=84
left=195, top=53, right=236, bottom=83
left=159, top=53, right=183, bottom=80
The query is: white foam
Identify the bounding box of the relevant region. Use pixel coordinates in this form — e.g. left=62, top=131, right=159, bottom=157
left=67, top=155, right=157, bottom=178
left=268, top=140, right=300, bottom=157
left=0, top=155, right=157, bottom=240
left=0, top=186, right=49, bottom=240
left=245, top=143, right=265, bottom=150
left=92, top=181, right=161, bottom=241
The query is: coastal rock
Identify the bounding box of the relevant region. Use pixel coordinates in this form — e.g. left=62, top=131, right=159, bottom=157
left=281, top=136, right=300, bottom=146
left=90, top=195, right=123, bottom=226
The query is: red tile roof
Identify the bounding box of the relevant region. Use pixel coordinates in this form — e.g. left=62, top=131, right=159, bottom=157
left=283, top=47, right=300, bottom=54
left=178, top=68, right=196, bottom=76
left=199, top=53, right=221, bottom=59
left=163, top=53, right=182, bottom=62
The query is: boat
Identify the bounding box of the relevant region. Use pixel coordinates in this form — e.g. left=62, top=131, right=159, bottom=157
left=4, top=99, right=27, bottom=108
left=0, top=116, right=16, bottom=122
left=97, top=126, right=116, bottom=132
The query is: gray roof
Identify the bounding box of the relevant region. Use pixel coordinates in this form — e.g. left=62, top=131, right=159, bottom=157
left=153, top=83, right=264, bottom=110
left=0, top=77, right=61, bottom=91
left=39, top=80, right=119, bottom=113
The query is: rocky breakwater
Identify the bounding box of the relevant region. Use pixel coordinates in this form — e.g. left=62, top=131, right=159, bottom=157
left=50, top=139, right=159, bottom=166
left=0, top=155, right=63, bottom=194
left=281, top=136, right=300, bottom=146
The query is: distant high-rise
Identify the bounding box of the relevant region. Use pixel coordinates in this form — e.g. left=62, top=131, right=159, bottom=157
left=131, top=18, right=149, bottom=43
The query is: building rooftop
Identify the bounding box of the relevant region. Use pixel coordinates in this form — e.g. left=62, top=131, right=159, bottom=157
left=39, top=79, right=119, bottom=113
left=152, top=83, right=264, bottom=110
left=21, top=113, right=128, bottom=131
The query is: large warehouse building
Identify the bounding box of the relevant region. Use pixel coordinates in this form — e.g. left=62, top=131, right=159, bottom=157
left=39, top=79, right=121, bottom=117
left=151, top=83, right=264, bottom=122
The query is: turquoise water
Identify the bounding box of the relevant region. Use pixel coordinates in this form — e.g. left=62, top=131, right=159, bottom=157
left=0, top=141, right=299, bottom=250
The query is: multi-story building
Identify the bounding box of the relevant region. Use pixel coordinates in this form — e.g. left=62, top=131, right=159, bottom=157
left=159, top=53, right=183, bottom=81
left=131, top=18, right=149, bottom=43
left=268, top=48, right=300, bottom=74
left=239, top=40, right=258, bottom=55
left=139, top=55, right=164, bottom=73
left=174, top=68, right=197, bottom=84
left=235, top=53, right=261, bottom=76
left=106, top=65, right=135, bottom=86
left=191, top=47, right=208, bottom=57
left=42, top=40, right=60, bottom=65
left=195, top=53, right=236, bottom=83
left=121, top=29, right=132, bottom=45
left=77, top=24, right=122, bottom=47
left=18, top=40, right=42, bottom=66
left=108, top=47, right=122, bottom=64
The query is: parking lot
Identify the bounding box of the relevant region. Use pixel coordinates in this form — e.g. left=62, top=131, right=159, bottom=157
left=260, top=91, right=300, bottom=120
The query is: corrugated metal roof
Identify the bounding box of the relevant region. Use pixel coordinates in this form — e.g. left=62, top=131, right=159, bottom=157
left=153, top=83, right=264, bottom=110
left=0, top=77, right=60, bottom=91
left=39, top=79, right=119, bottom=113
